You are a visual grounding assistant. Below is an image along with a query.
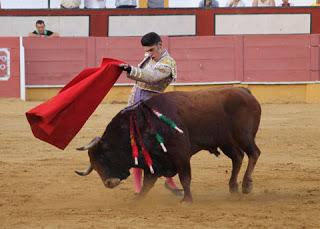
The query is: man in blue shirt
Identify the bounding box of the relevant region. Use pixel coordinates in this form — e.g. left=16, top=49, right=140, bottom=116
left=115, top=0, right=137, bottom=8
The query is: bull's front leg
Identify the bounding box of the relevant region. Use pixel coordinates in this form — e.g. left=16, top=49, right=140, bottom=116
left=138, top=171, right=158, bottom=198
left=177, top=161, right=192, bottom=203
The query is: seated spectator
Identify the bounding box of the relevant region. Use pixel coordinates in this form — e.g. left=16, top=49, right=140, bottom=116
left=28, top=20, right=59, bottom=37
left=115, top=0, right=137, bottom=8
left=199, top=0, right=219, bottom=8
left=60, top=0, right=81, bottom=9
left=84, top=0, right=106, bottom=9
left=279, top=0, right=293, bottom=7
left=311, top=0, right=320, bottom=6
left=252, top=0, right=275, bottom=7
left=226, top=0, right=245, bottom=7
left=148, top=0, right=164, bottom=8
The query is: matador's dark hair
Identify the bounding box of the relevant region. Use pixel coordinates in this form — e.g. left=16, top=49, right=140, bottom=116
left=141, top=32, right=162, bottom=46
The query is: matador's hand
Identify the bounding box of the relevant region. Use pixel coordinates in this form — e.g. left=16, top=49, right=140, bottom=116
left=119, top=64, right=132, bottom=73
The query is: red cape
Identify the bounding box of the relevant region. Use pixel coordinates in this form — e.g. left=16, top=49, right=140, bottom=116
left=26, top=58, right=124, bottom=150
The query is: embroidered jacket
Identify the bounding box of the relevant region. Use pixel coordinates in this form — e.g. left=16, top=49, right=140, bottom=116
left=128, top=49, right=177, bottom=92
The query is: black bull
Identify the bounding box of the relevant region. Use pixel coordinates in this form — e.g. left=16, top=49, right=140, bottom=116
left=76, top=87, right=262, bottom=203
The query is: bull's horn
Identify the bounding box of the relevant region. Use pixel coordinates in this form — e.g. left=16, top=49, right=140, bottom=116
left=75, top=165, right=93, bottom=176
left=76, top=137, right=101, bottom=151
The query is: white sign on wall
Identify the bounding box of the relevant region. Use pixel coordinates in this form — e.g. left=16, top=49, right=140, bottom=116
left=0, top=49, right=10, bottom=81
left=215, top=14, right=311, bottom=35
left=109, top=15, right=196, bottom=36
left=0, top=16, right=89, bottom=37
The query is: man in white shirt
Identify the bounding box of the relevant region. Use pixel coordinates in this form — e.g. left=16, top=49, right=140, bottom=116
left=60, top=0, right=81, bottom=9
left=84, top=0, right=106, bottom=9
left=226, top=0, right=246, bottom=7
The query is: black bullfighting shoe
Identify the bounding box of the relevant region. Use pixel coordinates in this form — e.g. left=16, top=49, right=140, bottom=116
left=164, top=183, right=184, bottom=196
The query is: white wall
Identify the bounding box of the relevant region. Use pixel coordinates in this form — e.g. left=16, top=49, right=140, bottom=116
left=1, top=0, right=48, bottom=8
left=109, top=15, right=196, bottom=36
left=215, top=14, right=311, bottom=35
left=0, top=16, right=89, bottom=36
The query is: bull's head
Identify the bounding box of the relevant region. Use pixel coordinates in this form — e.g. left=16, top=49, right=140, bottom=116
left=76, top=113, right=132, bottom=189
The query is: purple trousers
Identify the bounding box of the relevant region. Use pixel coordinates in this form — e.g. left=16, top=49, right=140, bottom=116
left=132, top=87, right=158, bottom=104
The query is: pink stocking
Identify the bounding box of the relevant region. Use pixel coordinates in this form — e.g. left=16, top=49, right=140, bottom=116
left=165, top=177, right=178, bottom=190
left=132, top=168, right=142, bottom=194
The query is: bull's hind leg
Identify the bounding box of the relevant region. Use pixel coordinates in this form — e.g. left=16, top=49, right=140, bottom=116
left=221, top=145, right=244, bottom=193
left=242, top=142, right=261, bottom=194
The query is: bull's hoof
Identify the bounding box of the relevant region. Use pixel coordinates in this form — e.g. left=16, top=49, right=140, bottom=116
left=180, top=196, right=193, bottom=204
left=229, top=183, right=239, bottom=193
left=242, top=180, right=253, bottom=194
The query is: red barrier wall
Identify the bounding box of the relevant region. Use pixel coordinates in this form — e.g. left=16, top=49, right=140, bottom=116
left=243, top=35, right=312, bottom=82
left=24, top=35, right=320, bottom=87
left=24, top=37, right=95, bottom=85
left=170, top=36, right=242, bottom=83
left=0, top=7, right=320, bottom=36
left=310, top=34, right=320, bottom=81
left=0, top=38, right=20, bottom=98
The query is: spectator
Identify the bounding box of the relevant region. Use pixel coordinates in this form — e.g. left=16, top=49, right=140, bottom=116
left=84, top=0, right=106, bottom=9
left=115, top=0, right=137, bottom=8
left=199, top=0, right=219, bottom=8
left=148, top=0, right=164, bottom=8
left=28, top=20, right=59, bottom=37
left=279, top=0, right=293, bottom=7
left=311, top=0, right=320, bottom=6
left=252, top=0, right=275, bottom=7
left=226, top=0, right=245, bottom=7
left=60, top=0, right=81, bottom=9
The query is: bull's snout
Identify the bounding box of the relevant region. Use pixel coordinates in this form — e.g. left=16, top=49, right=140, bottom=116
left=104, top=178, right=121, bottom=189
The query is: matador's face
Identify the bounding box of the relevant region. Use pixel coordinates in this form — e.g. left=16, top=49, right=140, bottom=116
left=143, top=42, right=163, bottom=62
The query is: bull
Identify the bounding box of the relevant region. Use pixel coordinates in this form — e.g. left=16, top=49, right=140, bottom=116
left=76, top=87, right=262, bottom=203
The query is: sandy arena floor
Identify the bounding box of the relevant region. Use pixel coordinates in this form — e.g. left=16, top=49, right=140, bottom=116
left=0, top=99, right=319, bottom=229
